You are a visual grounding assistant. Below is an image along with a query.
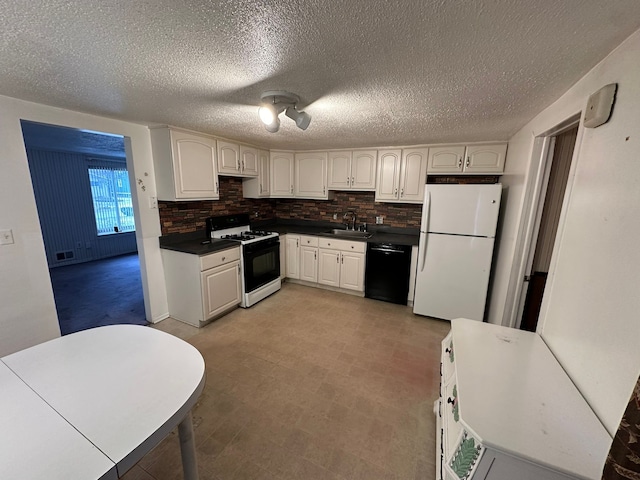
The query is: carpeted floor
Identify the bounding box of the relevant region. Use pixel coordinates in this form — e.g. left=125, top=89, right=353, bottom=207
left=49, top=253, right=147, bottom=335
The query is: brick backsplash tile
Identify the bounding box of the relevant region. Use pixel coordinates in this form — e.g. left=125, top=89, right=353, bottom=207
left=160, top=177, right=502, bottom=234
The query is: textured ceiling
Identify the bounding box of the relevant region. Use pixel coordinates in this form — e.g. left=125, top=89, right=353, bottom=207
left=1, top=1, right=639, bottom=150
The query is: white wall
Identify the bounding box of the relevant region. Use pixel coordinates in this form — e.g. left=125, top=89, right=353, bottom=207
left=0, top=95, right=169, bottom=357
left=490, top=28, right=640, bottom=436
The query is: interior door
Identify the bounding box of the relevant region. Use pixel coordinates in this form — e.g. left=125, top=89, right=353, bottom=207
left=519, top=126, right=577, bottom=331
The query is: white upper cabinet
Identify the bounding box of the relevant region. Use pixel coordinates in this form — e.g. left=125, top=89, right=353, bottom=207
left=241, top=149, right=270, bottom=198
left=327, top=151, right=351, bottom=190
left=375, top=148, right=427, bottom=204
left=328, top=150, right=377, bottom=191
left=428, top=144, right=507, bottom=174
left=399, top=148, right=429, bottom=202
left=427, top=145, right=466, bottom=174
left=295, top=152, right=329, bottom=199
left=217, top=141, right=259, bottom=177
left=217, top=140, right=240, bottom=175
left=375, top=149, right=402, bottom=201
left=270, top=151, right=295, bottom=198
left=351, top=150, right=377, bottom=190
left=464, top=144, right=507, bottom=173
left=240, top=145, right=259, bottom=176
left=150, top=126, right=219, bottom=201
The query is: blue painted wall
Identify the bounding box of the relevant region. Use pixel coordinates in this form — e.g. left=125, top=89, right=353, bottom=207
left=22, top=122, right=137, bottom=267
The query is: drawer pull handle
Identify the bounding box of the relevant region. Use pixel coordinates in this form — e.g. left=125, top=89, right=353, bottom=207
left=447, top=397, right=455, bottom=405
left=221, top=256, right=226, bottom=261
left=445, top=347, right=452, bottom=354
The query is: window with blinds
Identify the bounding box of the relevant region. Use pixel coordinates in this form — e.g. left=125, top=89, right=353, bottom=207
left=87, top=167, right=135, bottom=235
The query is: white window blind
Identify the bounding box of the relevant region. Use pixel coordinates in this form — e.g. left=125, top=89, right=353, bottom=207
left=87, top=167, right=135, bottom=235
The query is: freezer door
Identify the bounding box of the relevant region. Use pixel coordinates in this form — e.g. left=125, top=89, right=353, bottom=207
left=413, top=234, right=495, bottom=321
left=425, top=184, right=502, bottom=237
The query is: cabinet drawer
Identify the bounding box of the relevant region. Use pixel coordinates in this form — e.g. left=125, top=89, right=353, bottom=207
left=300, top=235, right=319, bottom=247
left=443, top=379, right=464, bottom=461
left=317, top=237, right=366, bottom=253
left=442, top=333, right=455, bottom=383
left=200, top=247, right=240, bottom=271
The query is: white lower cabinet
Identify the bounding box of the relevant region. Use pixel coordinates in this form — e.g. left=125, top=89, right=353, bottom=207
left=285, top=235, right=300, bottom=279
left=318, top=249, right=340, bottom=287
left=317, top=238, right=365, bottom=292
left=279, top=234, right=287, bottom=278
left=162, top=246, right=241, bottom=327
left=284, top=234, right=366, bottom=293
left=299, top=236, right=319, bottom=283
left=202, top=261, right=242, bottom=319
left=436, top=320, right=612, bottom=480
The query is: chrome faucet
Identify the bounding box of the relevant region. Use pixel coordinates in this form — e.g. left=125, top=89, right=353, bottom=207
left=343, top=210, right=357, bottom=230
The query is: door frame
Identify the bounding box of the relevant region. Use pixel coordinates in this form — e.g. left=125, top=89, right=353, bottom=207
left=505, top=114, right=582, bottom=329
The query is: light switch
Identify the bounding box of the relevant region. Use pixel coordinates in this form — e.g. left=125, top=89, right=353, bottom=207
left=149, top=196, right=158, bottom=209
left=0, top=229, right=14, bottom=245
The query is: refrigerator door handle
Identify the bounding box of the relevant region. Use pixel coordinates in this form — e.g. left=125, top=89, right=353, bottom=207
left=419, top=190, right=431, bottom=273
left=419, top=233, right=428, bottom=273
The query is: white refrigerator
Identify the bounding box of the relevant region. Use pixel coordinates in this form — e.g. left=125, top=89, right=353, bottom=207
left=413, top=184, right=502, bottom=321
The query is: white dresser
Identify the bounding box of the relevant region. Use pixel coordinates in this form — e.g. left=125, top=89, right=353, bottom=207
left=436, top=319, right=612, bottom=480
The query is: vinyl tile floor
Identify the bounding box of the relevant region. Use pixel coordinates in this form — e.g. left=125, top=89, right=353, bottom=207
left=125, top=282, right=450, bottom=480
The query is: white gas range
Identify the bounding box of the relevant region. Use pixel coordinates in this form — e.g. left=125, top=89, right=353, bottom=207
left=206, top=214, right=281, bottom=308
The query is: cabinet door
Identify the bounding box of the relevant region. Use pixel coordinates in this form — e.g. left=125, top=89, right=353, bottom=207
left=399, top=148, right=428, bottom=203
left=427, top=146, right=465, bottom=174
left=375, top=149, right=402, bottom=201
left=217, top=140, right=241, bottom=175
left=351, top=150, right=377, bottom=190
left=339, top=252, right=365, bottom=291
left=279, top=235, right=287, bottom=278
left=258, top=150, right=270, bottom=196
left=271, top=152, right=295, bottom=197
left=295, top=152, right=328, bottom=199
left=285, top=235, right=300, bottom=279
left=201, top=261, right=241, bottom=319
left=300, top=246, right=318, bottom=283
left=240, top=145, right=259, bottom=177
left=171, top=131, right=219, bottom=199
left=327, top=151, right=352, bottom=190
left=318, top=249, right=340, bottom=287
left=464, top=144, right=507, bottom=173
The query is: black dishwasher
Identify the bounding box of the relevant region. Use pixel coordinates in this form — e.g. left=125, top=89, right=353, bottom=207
left=365, top=242, right=412, bottom=305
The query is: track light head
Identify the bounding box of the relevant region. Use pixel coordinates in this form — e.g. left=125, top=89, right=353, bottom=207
left=264, top=116, right=280, bottom=133
left=285, top=107, right=311, bottom=130
left=258, top=91, right=311, bottom=132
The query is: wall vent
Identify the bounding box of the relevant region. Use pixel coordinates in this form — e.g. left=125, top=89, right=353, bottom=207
left=55, top=251, right=75, bottom=261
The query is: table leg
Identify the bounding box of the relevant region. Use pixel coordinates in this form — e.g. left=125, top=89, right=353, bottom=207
left=178, top=411, right=199, bottom=480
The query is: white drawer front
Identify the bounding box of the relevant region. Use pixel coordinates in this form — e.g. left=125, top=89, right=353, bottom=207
left=317, top=237, right=366, bottom=253
left=442, top=333, right=455, bottom=383
left=446, top=430, right=484, bottom=480
left=300, top=235, right=319, bottom=247
left=200, top=247, right=240, bottom=271
left=443, top=379, right=463, bottom=461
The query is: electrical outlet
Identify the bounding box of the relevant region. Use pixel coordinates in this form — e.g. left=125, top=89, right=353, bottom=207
left=149, top=196, right=158, bottom=209
left=375, top=216, right=384, bottom=224
left=0, top=229, right=14, bottom=245
left=333, top=213, right=338, bottom=220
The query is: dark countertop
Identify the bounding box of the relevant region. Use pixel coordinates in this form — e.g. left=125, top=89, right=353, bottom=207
left=159, top=231, right=239, bottom=256
left=255, top=219, right=420, bottom=246
left=159, top=220, right=419, bottom=255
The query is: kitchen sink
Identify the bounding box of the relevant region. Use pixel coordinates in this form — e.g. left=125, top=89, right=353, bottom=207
left=323, top=229, right=373, bottom=239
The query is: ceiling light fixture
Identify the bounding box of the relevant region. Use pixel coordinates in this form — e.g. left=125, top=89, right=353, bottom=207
left=258, top=91, right=311, bottom=133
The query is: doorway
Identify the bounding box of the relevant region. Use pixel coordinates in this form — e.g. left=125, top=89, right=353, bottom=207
left=21, top=121, right=147, bottom=334
left=519, top=125, right=578, bottom=331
